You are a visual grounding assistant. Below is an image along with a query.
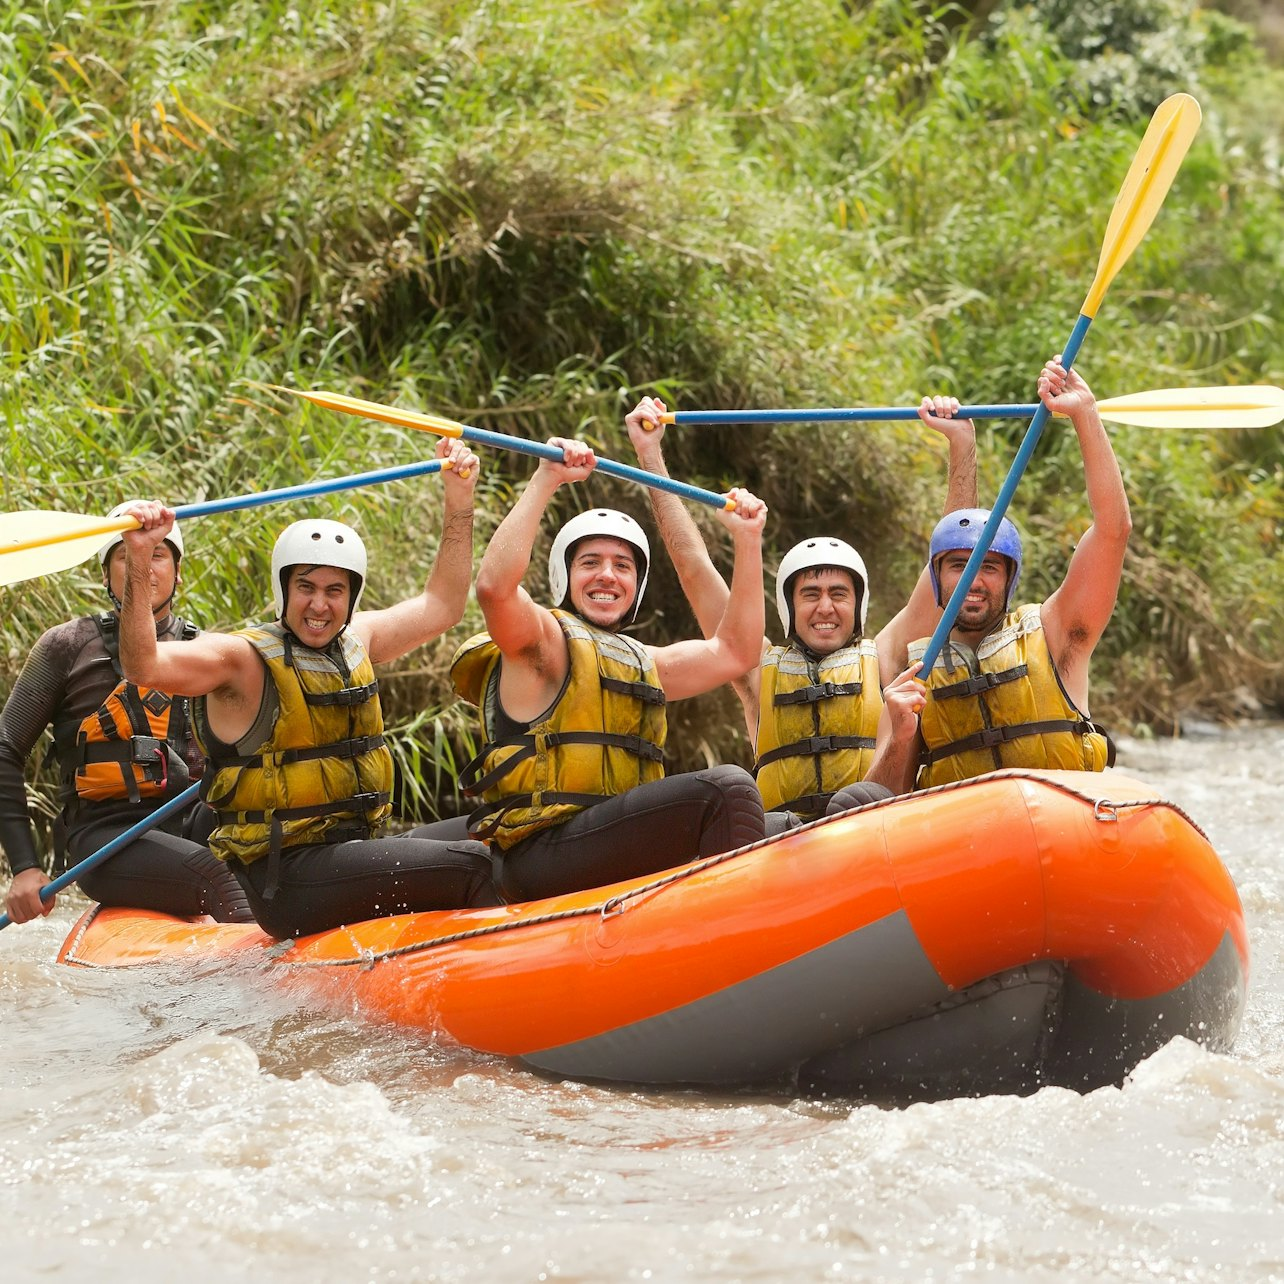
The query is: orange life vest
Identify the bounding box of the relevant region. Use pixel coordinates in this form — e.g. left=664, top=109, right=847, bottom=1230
left=69, top=614, right=201, bottom=804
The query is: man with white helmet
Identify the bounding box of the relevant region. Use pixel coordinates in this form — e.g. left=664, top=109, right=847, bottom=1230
left=867, top=355, right=1130, bottom=793
left=449, top=436, right=770, bottom=901
left=115, top=438, right=498, bottom=939
left=2, top=505, right=251, bottom=925
left=625, top=395, right=977, bottom=823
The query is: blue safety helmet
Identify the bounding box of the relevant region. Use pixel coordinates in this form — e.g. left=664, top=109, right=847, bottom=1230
left=928, top=508, right=1022, bottom=609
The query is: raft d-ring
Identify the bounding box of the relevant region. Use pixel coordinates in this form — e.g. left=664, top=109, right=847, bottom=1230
left=601, top=894, right=628, bottom=919
left=1094, top=799, right=1120, bottom=823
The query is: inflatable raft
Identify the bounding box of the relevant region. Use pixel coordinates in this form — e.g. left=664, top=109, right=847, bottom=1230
left=56, top=769, right=1249, bottom=1099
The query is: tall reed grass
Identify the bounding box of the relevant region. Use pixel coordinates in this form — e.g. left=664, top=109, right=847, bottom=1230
left=3, top=0, right=1282, bottom=864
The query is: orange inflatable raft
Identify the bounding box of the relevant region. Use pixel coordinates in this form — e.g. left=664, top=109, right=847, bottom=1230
left=56, top=769, right=1249, bottom=1099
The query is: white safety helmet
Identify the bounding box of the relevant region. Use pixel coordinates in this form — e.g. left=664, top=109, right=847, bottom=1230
left=548, top=509, right=650, bottom=625
left=776, top=537, right=870, bottom=638
left=97, top=503, right=185, bottom=569
left=271, top=519, right=368, bottom=621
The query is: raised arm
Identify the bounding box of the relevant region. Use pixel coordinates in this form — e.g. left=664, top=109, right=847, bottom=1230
left=354, top=439, right=481, bottom=664
left=650, top=489, right=768, bottom=701
left=117, top=503, right=260, bottom=700
left=1035, top=357, right=1132, bottom=708
left=874, top=398, right=977, bottom=686
left=627, top=397, right=733, bottom=634
left=470, top=437, right=602, bottom=724
left=627, top=397, right=760, bottom=729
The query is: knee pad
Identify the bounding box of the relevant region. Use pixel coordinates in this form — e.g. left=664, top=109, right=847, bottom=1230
left=694, top=764, right=764, bottom=851
left=824, top=781, right=893, bottom=816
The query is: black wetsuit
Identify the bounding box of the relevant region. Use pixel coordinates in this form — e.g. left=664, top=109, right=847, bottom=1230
left=0, top=615, right=251, bottom=922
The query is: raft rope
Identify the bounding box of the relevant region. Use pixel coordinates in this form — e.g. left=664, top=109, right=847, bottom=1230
left=61, top=771, right=1209, bottom=971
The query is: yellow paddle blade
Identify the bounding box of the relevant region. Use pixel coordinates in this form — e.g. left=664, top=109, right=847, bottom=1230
left=275, top=386, right=465, bottom=438
left=1096, top=385, right=1284, bottom=428
left=1082, top=93, right=1202, bottom=318
left=0, top=512, right=137, bottom=587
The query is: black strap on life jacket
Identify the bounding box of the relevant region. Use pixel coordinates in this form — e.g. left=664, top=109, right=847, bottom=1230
left=772, top=679, right=864, bottom=707
left=464, top=790, right=616, bottom=842
left=277, top=628, right=379, bottom=706
left=600, top=675, right=666, bottom=705
left=753, top=733, right=877, bottom=773
left=921, top=718, right=1092, bottom=765
left=930, top=663, right=1028, bottom=702
left=210, top=733, right=387, bottom=772
left=458, top=731, right=665, bottom=798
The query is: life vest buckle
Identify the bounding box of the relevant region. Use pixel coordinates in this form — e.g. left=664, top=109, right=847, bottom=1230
left=131, top=735, right=167, bottom=783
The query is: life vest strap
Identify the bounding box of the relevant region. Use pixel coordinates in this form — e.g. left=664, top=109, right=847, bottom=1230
left=215, top=733, right=387, bottom=770
left=220, top=791, right=390, bottom=827
left=466, top=790, right=612, bottom=841
left=600, top=675, right=666, bottom=705
left=303, top=680, right=379, bottom=708
left=754, top=733, right=877, bottom=772
left=922, top=718, right=1088, bottom=764
left=772, top=680, right=864, bottom=707
left=932, top=664, right=1029, bottom=702
left=460, top=731, right=665, bottom=796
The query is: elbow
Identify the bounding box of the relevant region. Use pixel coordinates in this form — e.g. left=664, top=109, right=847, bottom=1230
left=1106, top=505, right=1133, bottom=547
left=121, top=653, right=162, bottom=689
left=474, top=570, right=506, bottom=614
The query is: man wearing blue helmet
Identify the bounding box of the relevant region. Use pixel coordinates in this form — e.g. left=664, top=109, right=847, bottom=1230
left=868, top=355, right=1130, bottom=793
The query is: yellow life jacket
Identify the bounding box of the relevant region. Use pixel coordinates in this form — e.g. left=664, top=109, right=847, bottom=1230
left=69, top=614, right=202, bottom=804
left=909, top=604, right=1112, bottom=788
left=194, top=624, right=393, bottom=869
left=450, top=610, right=667, bottom=850
left=754, top=640, right=883, bottom=816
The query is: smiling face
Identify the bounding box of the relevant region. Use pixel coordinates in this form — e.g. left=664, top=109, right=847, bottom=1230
left=566, top=537, right=639, bottom=630
left=934, top=549, right=1013, bottom=638
left=790, top=568, right=858, bottom=655
left=105, top=542, right=179, bottom=618
left=283, top=565, right=353, bottom=649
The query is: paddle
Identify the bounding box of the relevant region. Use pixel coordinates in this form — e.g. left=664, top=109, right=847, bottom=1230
left=273, top=388, right=737, bottom=511
left=0, top=455, right=452, bottom=588
left=658, top=385, right=1284, bottom=429
left=0, top=782, right=202, bottom=931
left=917, top=92, right=1203, bottom=673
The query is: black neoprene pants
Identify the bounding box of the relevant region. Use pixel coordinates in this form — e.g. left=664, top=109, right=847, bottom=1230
left=68, top=817, right=254, bottom=923
left=494, top=764, right=765, bottom=903
left=229, top=829, right=499, bottom=940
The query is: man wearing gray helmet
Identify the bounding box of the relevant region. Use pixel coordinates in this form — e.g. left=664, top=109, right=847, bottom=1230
left=1, top=505, right=251, bottom=925
left=114, top=438, right=499, bottom=940
left=868, top=356, right=1130, bottom=794
left=626, top=395, right=977, bottom=824
left=450, top=436, right=770, bottom=901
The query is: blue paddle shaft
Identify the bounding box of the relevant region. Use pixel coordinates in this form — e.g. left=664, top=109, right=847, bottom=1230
left=174, top=457, right=446, bottom=521
left=450, top=423, right=731, bottom=510
left=671, top=405, right=1040, bottom=425
left=0, top=782, right=203, bottom=930
left=916, top=314, right=1094, bottom=673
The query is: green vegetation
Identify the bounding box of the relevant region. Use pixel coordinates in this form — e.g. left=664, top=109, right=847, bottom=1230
left=3, top=0, right=1282, bottom=859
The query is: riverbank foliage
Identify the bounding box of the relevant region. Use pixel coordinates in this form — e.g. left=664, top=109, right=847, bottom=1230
left=4, top=0, right=1283, bottom=845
